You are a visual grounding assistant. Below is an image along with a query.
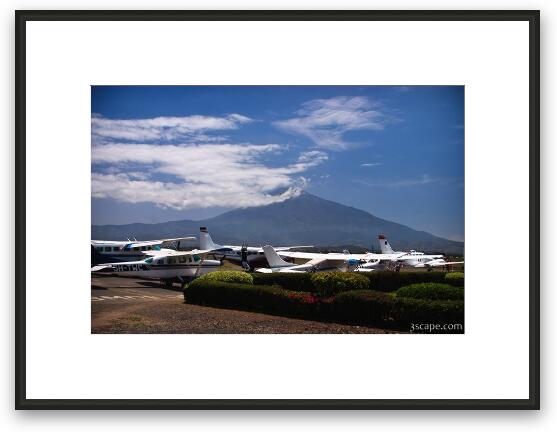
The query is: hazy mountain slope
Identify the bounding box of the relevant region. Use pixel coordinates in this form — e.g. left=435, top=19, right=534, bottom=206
left=91, top=191, right=463, bottom=255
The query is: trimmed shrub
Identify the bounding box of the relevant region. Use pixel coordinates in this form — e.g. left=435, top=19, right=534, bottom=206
left=252, top=272, right=370, bottom=294
left=361, top=271, right=447, bottom=292
left=184, top=279, right=324, bottom=319
left=184, top=277, right=464, bottom=332
left=396, top=283, right=464, bottom=301
left=332, top=289, right=464, bottom=331
left=251, top=272, right=315, bottom=292
left=391, top=297, right=464, bottom=331
left=332, top=290, right=395, bottom=325
left=193, top=270, right=253, bottom=285
left=444, top=272, right=464, bottom=287
left=310, top=272, right=370, bottom=296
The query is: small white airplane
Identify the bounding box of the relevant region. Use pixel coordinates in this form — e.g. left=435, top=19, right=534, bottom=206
left=378, top=235, right=464, bottom=269
left=91, top=248, right=221, bottom=287
left=199, top=227, right=312, bottom=270
left=260, top=246, right=402, bottom=273
left=256, top=245, right=351, bottom=273
left=91, top=236, right=196, bottom=264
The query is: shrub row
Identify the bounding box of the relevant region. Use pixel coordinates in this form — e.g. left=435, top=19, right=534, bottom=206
left=331, top=290, right=464, bottom=331
left=204, top=270, right=464, bottom=295
left=185, top=280, right=321, bottom=319
left=252, top=272, right=370, bottom=295
left=396, top=283, right=464, bottom=301
left=310, top=272, right=370, bottom=295
left=251, top=272, right=314, bottom=292
left=184, top=279, right=464, bottom=331
left=195, top=270, right=254, bottom=285
left=361, top=271, right=455, bottom=292
left=444, top=272, right=464, bottom=287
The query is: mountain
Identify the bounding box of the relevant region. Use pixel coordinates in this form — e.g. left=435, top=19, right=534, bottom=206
left=91, top=191, right=464, bottom=255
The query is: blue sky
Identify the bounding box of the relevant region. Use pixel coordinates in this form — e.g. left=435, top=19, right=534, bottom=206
left=91, top=86, right=464, bottom=241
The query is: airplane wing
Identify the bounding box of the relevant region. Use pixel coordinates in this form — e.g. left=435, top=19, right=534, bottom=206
left=426, top=260, right=464, bottom=267
left=305, top=257, right=349, bottom=268
left=91, top=264, right=112, bottom=272
left=278, top=251, right=365, bottom=260
left=144, top=248, right=214, bottom=258
left=125, top=237, right=197, bottom=249
left=364, top=252, right=409, bottom=261
left=415, top=260, right=464, bottom=268
left=273, top=245, right=314, bottom=252
left=272, top=258, right=346, bottom=273
left=278, top=251, right=406, bottom=263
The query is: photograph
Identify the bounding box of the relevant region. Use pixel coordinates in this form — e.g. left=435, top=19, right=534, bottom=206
left=16, top=9, right=539, bottom=410
left=91, top=85, right=465, bottom=334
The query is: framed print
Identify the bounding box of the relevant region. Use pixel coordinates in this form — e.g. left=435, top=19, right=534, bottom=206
left=15, top=10, right=539, bottom=409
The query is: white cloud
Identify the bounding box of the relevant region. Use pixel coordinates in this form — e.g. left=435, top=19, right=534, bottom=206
left=273, top=96, right=393, bottom=150
left=357, top=174, right=438, bottom=188
left=91, top=113, right=252, bottom=142
left=91, top=143, right=327, bottom=209
left=361, top=162, right=382, bottom=167
left=296, top=150, right=328, bottom=164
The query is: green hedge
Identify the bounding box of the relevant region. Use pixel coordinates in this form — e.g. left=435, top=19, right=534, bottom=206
left=332, top=290, right=395, bottom=325
left=252, top=271, right=371, bottom=295
left=194, top=270, right=253, bottom=285
left=201, top=270, right=464, bottom=292
left=444, top=272, right=464, bottom=287
left=251, top=272, right=315, bottom=292
left=184, top=279, right=323, bottom=319
left=396, top=283, right=464, bottom=301
left=332, top=290, right=464, bottom=331
left=184, top=279, right=464, bottom=332
left=360, top=271, right=448, bottom=292
left=392, top=297, right=464, bottom=331
left=310, top=272, right=370, bottom=295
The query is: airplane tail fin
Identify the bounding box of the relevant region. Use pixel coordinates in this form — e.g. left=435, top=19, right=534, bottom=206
left=262, top=245, right=292, bottom=268
left=199, top=227, right=221, bottom=250
left=378, top=234, right=395, bottom=254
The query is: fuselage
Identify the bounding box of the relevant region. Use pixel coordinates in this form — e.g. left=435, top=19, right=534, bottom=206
left=258, top=262, right=347, bottom=273
left=395, top=250, right=443, bottom=267
left=92, top=253, right=221, bottom=279
left=91, top=240, right=162, bottom=263
left=210, top=246, right=267, bottom=266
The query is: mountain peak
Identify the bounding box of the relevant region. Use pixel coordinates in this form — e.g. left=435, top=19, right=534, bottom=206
left=92, top=190, right=463, bottom=254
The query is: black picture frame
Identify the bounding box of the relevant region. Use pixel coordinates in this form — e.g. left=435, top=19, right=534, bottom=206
left=15, top=10, right=540, bottom=410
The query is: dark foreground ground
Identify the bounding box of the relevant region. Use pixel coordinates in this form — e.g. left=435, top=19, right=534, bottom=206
left=92, top=276, right=395, bottom=334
